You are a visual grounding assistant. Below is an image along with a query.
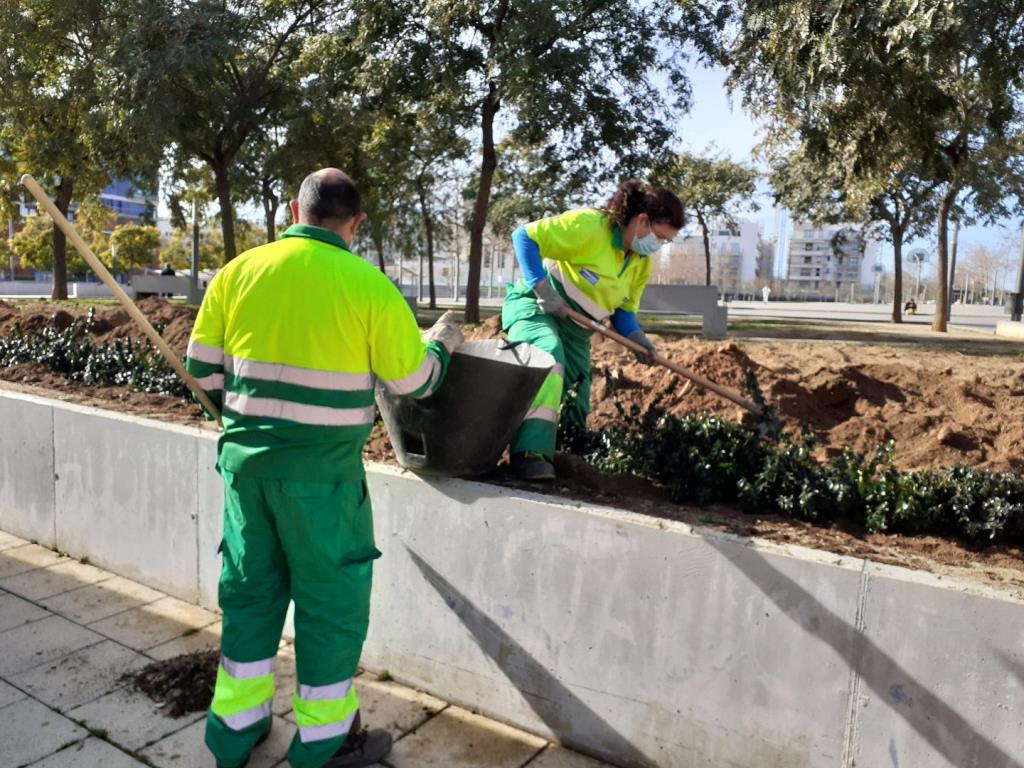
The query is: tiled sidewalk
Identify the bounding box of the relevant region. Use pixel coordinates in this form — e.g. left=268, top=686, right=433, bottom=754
left=0, top=529, right=610, bottom=768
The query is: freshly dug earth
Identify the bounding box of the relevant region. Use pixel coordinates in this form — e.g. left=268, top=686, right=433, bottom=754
left=466, top=315, right=1024, bottom=474
left=127, top=649, right=218, bottom=717
left=2, top=300, right=1023, bottom=589
left=0, top=296, right=197, bottom=357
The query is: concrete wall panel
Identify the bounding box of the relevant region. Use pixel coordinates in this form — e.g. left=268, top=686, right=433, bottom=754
left=52, top=406, right=199, bottom=601
left=196, top=434, right=222, bottom=610
left=2, top=391, right=1024, bottom=768
left=364, top=468, right=863, bottom=767
left=851, top=564, right=1024, bottom=768
left=0, top=394, right=55, bottom=544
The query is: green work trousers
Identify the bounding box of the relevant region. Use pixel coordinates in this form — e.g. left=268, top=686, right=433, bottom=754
left=503, top=284, right=593, bottom=460
left=205, top=469, right=380, bottom=768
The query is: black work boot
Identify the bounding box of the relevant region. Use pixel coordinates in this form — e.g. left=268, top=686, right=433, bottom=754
left=511, top=452, right=556, bottom=481
left=322, top=712, right=393, bottom=768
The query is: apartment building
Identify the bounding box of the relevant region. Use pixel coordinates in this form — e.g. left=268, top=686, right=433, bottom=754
left=784, top=222, right=879, bottom=298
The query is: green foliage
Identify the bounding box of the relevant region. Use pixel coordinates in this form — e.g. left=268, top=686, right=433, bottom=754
left=561, top=379, right=1024, bottom=546
left=699, top=0, right=1024, bottom=331
left=110, top=226, right=161, bottom=271
left=650, top=150, right=760, bottom=284
left=0, top=0, right=161, bottom=291
left=124, top=0, right=337, bottom=262
left=0, top=310, right=188, bottom=398
left=10, top=215, right=55, bottom=272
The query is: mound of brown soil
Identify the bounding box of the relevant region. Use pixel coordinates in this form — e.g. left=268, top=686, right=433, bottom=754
left=588, top=334, right=1024, bottom=474
left=0, top=297, right=197, bottom=357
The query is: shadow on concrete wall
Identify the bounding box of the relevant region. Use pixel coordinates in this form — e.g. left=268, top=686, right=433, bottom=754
left=706, top=539, right=1023, bottom=768
left=406, top=546, right=652, bottom=768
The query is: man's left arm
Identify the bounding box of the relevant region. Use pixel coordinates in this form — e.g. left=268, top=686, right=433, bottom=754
left=185, top=273, right=226, bottom=417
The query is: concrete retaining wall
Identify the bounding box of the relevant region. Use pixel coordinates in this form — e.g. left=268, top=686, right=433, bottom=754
left=1, top=388, right=1023, bottom=768
left=996, top=320, right=1024, bottom=339
left=0, top=280, right=129, bottom=298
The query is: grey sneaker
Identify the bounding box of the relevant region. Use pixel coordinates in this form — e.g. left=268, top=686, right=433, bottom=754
left=512, top=452, right=556, bottom=481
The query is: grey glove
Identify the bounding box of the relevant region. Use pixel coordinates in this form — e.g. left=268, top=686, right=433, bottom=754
left=628, top=329, right=657, bottom=364
left=533, top=277, right=567, bottom=318
left=422, top=310, right=464, bottom=355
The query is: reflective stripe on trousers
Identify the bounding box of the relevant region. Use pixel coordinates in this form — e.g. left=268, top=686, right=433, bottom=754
left=210, top=655, right=275, bottom=731
left=293, top=678, right=360, bottom=743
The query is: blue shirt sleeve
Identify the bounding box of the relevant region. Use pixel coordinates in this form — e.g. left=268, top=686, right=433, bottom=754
left=511, top=226, right=546, bottom=288
left=611, top=308, right=640, bottom=337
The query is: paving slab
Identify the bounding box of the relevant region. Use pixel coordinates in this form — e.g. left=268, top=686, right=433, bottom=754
left=387, top=705, right=547, bottom=768
left=10, top=639, right=150, bottom=711
left=88, top=595, right=220, bottom=651
left=0, top=613, right=105, bottom=676
left=0, top=559, right=113, bottom=601
left=40, top=575, right=165, bottom=624
left=0, top=678, right=27, bottom=709
left=0, top=589, right=51, bottom=632
left=354, top=676, right=448, bottom=738
left=146, top=621, right=222, bottom=661
left=67, top=683, right=205, bottom=751
left=0, top=543, right=66, bottom=579
left=141, top=714, right=292, bottom=768
left=0, top=697, right=88, bottom=767
left=30, top=737, right=148, bottom=768
left=272, top=645, right=296, bottom=717
left=526, top=745, right=614, bottom=768
left=0, top=530, right=28, bottom=550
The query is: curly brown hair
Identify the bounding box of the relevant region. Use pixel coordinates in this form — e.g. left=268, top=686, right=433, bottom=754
left=602, top=179, right=685, bottom=230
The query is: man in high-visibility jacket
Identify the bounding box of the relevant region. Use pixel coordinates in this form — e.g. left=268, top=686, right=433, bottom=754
left=186, top=168, right=463, bottom=768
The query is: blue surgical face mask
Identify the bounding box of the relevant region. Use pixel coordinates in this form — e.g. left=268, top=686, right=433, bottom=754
left=631, top=230, right=660, bottom=256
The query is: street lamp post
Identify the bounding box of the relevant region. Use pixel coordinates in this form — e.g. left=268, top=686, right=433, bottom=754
left=7, top=217, right=14, bottom=280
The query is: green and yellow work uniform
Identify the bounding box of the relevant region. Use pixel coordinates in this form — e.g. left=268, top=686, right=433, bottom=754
left=186, top=224, right=452, bottom=768
left=503, top=209, right=652, bottom=459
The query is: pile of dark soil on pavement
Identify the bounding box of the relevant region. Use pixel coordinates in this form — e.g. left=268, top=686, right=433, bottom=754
left=127, top=649, right=219, bottom=717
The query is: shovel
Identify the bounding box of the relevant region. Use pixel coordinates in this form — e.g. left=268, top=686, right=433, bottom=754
left=20, top=173, right=223, bottom=428
left=563, top=306, right=763, bottom=416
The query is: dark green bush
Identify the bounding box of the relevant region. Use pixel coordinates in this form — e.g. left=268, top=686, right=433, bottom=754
left=560, top=376, right=1024, bottom=546
left=0, top=310, right=189, bottom=398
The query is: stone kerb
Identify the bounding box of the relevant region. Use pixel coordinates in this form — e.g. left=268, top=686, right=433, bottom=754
left=1, top=388, right=1023, bottom=767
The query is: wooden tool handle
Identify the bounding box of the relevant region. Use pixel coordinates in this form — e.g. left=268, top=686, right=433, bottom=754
left=564, top=307, right=763, bottom=416
left=20, top=173, right=223, bottom=428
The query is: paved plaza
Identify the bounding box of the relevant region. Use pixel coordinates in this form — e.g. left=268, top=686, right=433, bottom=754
left=0, top=529, right=608, bottom=768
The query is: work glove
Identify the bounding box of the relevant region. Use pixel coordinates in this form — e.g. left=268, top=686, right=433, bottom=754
left=628, top=329, right=657, bottom=365
left=533, top=277, right=568, bottom=318
left=422, top=310, right=464, bottom=355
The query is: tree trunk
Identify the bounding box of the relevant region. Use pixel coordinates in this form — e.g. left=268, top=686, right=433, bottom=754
left=465, top=84, right=500, bottom=324
left=50, top=178, right=74, bottom=300
left=212, top=155, right=237, bottom=263
left=947, top=219, right=959, bottom=313
left=890, top=220, right=904, bottom=324
left=262, top=178, right=278, bottom=243
left=932, top=186, right=956, bottom=332
left=697, top=211, right=711, bottom=286
left=418, top=184, right=438, bottom=310
left=373, top=236, right=386, bottom=272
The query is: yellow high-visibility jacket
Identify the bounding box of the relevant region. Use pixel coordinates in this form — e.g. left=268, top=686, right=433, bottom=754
left=185, top=224, right=449, bottom=482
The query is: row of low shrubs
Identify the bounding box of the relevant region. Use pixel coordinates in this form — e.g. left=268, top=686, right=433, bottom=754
left=0, top=310, right=188, bottom=398
left=560, top=378, right=1024, bottom=547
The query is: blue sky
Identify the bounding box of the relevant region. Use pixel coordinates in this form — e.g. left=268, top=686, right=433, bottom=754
left=676, top=62, right=1023, bottom=279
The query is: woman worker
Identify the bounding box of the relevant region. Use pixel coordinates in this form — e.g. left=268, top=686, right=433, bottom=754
left=503, top=179, right=685, bottom=481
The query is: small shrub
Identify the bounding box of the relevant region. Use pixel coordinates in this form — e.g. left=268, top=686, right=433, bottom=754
left=0, top=310, right=189, bottom=398
left=561, top=375, right=1024, bottom=546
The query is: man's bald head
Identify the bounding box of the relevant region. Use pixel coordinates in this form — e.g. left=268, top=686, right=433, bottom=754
left=296, top=168, right=361, bottom=227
